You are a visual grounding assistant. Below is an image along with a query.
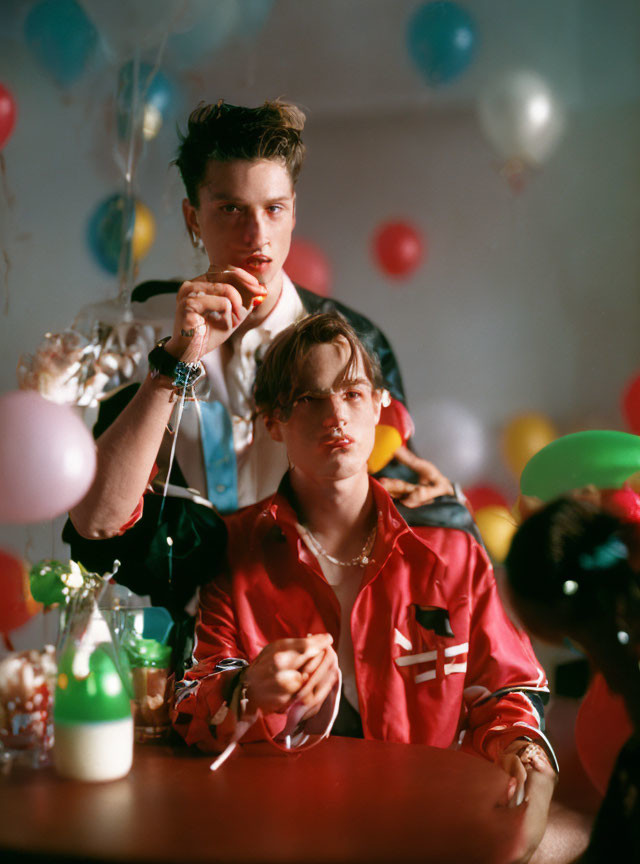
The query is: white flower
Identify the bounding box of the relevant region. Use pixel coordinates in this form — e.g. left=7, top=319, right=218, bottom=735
left=62, top=561, right=84, bottom=589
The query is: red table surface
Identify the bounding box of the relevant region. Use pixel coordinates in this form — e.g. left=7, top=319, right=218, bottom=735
left=0, top=736, right=527, bottom=863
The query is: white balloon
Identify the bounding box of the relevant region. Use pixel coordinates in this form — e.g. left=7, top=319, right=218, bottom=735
left=477, top=70, right=565, bottom=166
left=165, top=0, right=240, bottom=69
left=410, top=399, right=488, bottom=486
left=0, top=391, right=97, bottom=524
left=80, top=0, right=185, bottom=61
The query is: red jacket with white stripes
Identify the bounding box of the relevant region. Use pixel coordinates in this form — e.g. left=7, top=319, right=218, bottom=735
left=171, top=479, right=554, bottom=764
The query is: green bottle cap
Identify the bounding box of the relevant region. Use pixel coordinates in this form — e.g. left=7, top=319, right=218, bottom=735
left=54, top=644, right=132, bottom=725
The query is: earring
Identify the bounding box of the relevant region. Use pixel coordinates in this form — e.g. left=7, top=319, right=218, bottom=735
left=189, top=229, right=205, bottom=251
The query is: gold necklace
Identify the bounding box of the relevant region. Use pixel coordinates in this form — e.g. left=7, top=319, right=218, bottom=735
left=304, top=524, right=376, bottom=567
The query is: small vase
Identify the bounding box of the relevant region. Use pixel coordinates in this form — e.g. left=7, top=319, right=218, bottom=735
left=53, top=602, right=133, bottom=782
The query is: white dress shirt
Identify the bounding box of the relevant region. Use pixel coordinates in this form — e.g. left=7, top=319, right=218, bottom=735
left=173, top=272, right=307, bottom=506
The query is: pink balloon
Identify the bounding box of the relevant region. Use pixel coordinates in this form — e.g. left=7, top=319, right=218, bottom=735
left=0, top=390, right=97, bottom=524
left=284, top=237, right=332, bottom=297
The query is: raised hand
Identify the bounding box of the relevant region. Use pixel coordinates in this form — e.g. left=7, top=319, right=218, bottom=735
left=164, top=265, right=267, bottom=364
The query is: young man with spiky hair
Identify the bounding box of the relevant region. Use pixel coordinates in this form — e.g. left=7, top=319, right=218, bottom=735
left=66, top=100, right=472, bottom=620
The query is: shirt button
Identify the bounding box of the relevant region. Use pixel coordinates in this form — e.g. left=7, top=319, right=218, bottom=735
left=216, top=484, right=226, bottom=493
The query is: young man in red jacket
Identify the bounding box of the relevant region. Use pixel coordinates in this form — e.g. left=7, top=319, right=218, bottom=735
left=172, top=313, right=557, bottom=834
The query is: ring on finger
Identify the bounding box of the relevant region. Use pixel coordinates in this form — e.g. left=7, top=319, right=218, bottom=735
left=180, top=328, right=195, bottom=338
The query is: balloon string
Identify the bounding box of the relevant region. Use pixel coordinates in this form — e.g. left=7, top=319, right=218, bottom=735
left=159, top=325, right=205, bottom=516
left=2, top=247, right=10, bottom=317
left=0, top=152, right=14, bottom=208
left=117, top=47, right=140, bottom=311
left=115, top=17, right=176, bottom=311
left=1, top=153, right=14, bottom=316
left=159, top=385, right=188, bottom=517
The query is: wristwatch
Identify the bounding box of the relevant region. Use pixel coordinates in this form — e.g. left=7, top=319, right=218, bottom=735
left=148, top=337, right=203, bottom=389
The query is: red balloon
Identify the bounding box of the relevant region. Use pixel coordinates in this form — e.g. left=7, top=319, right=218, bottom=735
left=0, top=83, right=17, bottom=150
left=622, top=371, right=640, bottom=434
left=0, top=549, right=35, bottom=634
left=464, top=483, right=509, bottom=514
left=601, top=486, right=640, bottom=523
left=575, top=672, right=632, bottom=796
left=284, top=237, right=332, bottom=297
left=372, top=221, right=424, bottom=278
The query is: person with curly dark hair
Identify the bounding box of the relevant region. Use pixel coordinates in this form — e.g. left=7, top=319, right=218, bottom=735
left=506, top=496, right=640, bottom=862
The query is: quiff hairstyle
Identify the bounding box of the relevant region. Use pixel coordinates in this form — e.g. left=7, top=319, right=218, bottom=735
left=254, top=312, right=384, bottom=421
left=174, top=99, right=306, bottom=206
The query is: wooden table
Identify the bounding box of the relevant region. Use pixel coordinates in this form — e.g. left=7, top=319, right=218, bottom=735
left=0, top=737, right=528, bottom=863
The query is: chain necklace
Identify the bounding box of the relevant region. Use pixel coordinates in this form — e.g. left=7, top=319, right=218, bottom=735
left=303, top=524, right=377, bottom=567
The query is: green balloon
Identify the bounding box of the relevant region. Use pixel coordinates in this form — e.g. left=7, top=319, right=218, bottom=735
left=520, top=431, right=640, bottom=501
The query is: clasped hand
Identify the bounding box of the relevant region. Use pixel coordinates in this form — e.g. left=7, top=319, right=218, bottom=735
left=496, top=739, right=557, bottom=864
left=378, top=444, right=454, bottom=506
left=497, top=739, right=556, bottom=808
left=242, top=633, right=339, bottom=720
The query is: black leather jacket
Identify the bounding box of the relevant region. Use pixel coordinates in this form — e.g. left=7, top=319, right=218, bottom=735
left=63, top=280, right=478, bottom=641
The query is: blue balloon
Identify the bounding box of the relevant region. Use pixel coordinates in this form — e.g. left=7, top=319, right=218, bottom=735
left=87, top=194, right=135, bottom=275
left=24, top=0, right=98, bottom=88
left=116, top=61, right=174, bottom=139
left=406, top=1, right=477, bottom=86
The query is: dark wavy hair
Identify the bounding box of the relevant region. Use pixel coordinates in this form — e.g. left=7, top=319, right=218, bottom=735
left=505, top=497, right=636, bottom=633
left=174, top=99, right=306, bottom=205
left=253, top=312, right=384, bottom=421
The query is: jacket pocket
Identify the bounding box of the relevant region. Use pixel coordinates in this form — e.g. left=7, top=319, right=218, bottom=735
left=393, top=604, right=468, bottom=684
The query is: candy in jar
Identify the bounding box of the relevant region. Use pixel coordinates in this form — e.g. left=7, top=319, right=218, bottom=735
left=0, top=646, right=56, bottom=768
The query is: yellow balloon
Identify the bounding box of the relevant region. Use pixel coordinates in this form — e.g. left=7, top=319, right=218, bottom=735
left=502, top=412, right=557, bottom=479
left=474, top=505, right=517, bottom=564
left=133, top=201, right=156, bottom=262
left=368, top=425, right=402, bottom=474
